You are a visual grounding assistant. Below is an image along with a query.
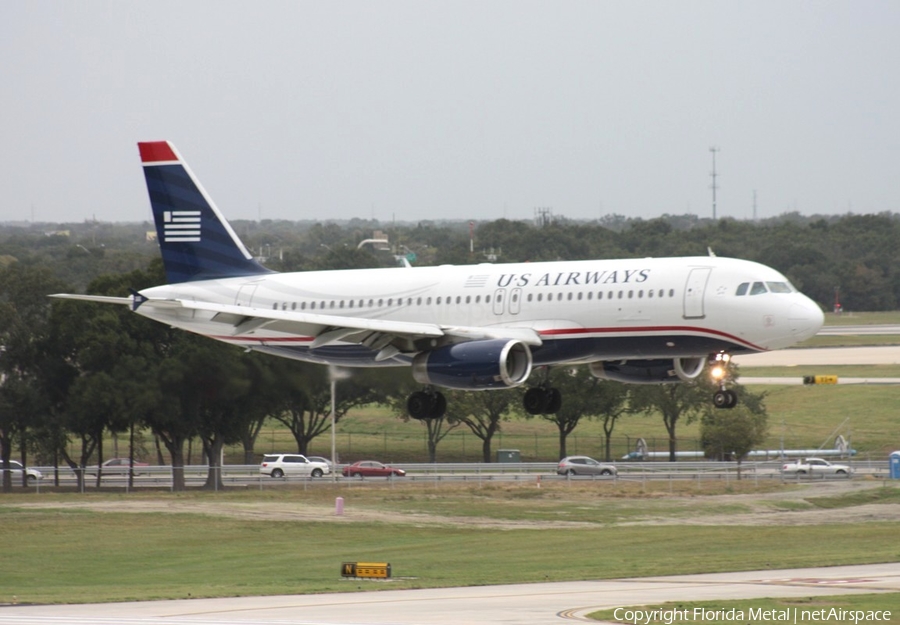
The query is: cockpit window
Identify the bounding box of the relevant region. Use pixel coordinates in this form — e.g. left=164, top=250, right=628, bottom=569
left=735, top=283, right=749, bottom=296
left=766, top=281, right=793, bottom=293
left=749, top=282, right=768, bottom=295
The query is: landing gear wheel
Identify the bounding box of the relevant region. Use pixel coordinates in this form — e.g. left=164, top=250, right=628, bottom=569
left=407, top=391, right=432, bottom=420
left=713, top=389, right=738, bottom=409
left=523, top=387, right=548, bottom=415
left=523, top=387, right=562, bottom=415
left=407, top=390, right=447, bottom=420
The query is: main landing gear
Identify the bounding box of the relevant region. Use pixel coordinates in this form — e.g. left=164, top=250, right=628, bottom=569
left=523, top=368, right=561, bottom=415
left=709, top=352, right=737, bottom=409
left=523, top=385, right=561, bottom=415
left=407, top=387, right=447, bottom=420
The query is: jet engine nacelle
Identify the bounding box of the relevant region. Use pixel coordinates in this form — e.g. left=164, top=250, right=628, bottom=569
left=412, top=339, right=533, bottom=390
left=590, top=357, right=706, bottom=384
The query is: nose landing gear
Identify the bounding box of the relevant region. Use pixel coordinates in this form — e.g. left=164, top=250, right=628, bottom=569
left=709, top=352, right=738, bottom=409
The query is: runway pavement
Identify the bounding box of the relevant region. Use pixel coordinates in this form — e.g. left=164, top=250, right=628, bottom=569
left=1, top=563, right=897, bottom=625
left=735, top=346, right=900, bottom=367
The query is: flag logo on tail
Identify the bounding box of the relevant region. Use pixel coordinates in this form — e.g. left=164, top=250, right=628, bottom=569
left=163, top=211, right=201, bottom=242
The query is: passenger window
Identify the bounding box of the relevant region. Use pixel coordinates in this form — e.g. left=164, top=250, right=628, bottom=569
left=749, top=282, right=768, bottom=295
left=736, top=283, right=749, bottom=296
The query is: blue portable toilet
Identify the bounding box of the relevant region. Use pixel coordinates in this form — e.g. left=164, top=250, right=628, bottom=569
left=890, top=452, right=900, bottom=479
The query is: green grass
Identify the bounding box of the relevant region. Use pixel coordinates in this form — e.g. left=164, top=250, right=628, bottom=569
left=588, top=593, right=900, bottom=623
left=2, top=484, right=900, bottom=605
left=805, top=485, right=900, bottom=509
left=821, top=311, right=900, bottom=326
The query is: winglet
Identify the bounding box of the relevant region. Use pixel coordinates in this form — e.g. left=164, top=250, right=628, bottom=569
left=138, top=141, right=274, bottom=283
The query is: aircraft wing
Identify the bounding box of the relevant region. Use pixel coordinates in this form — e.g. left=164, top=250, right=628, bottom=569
left=49, top=294, right=543, bottom=357
left=156, top=298, right=542, bottom=358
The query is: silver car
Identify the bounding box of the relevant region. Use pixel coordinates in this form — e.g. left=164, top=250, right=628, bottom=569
left=557, top=456, right=617, bottom=477
left=1, top=460, right=43, bottom=482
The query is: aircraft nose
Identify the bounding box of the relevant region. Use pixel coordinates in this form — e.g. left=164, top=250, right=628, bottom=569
left=789, top=298, right=825, bottom=341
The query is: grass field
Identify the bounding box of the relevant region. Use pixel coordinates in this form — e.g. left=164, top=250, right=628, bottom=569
left=2, top=481, right=899, bottom=605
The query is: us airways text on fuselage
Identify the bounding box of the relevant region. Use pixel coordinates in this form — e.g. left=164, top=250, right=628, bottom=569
left=496, top=268, right=652, bottom=288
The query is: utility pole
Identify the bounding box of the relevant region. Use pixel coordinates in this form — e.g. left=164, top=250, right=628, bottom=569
left=709, top=146, right=720, bottom=220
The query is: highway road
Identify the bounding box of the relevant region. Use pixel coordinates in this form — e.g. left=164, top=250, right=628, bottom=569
left=1, top=563, right=897, bottom=624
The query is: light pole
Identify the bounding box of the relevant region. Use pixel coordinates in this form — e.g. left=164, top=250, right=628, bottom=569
left=329, top=366, right=350, bottom=481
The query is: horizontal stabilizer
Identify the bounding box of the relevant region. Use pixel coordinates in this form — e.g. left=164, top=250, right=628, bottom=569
left=49, top=294, right=132, bottom=305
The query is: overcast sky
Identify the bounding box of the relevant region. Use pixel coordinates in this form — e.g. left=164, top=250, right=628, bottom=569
left=2, top=2, right=898, bottom=225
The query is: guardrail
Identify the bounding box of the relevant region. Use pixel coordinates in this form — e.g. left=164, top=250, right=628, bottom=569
left=7, top=460, right=890, bottom=492
left=5, top=459, right=890, bottom=492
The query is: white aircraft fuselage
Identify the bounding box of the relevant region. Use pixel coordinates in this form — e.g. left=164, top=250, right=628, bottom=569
left=139, top=255, right=822, bottom=367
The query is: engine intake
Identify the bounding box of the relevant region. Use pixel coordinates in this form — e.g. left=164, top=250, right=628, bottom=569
left=590, top=357, right=706, bottom=384
left=412, top=339, right=533, bottom=390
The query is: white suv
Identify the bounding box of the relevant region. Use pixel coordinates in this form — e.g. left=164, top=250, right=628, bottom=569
left=259, top=454, right=330, bottom=479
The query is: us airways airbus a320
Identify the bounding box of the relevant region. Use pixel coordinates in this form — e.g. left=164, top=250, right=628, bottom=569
left=52, top=142, right=824, bottom=418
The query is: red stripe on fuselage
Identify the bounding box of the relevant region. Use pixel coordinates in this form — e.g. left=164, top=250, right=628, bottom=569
left=138, top=142, right=178, bottom=163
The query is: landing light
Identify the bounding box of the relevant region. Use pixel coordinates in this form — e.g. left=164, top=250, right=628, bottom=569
left=710, top=365, right=726, bottom=380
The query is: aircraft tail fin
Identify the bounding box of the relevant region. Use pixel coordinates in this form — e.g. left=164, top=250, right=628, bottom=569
left=138, top=141, right=274, bottom=283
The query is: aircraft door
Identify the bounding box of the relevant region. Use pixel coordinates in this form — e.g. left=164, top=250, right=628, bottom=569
left=493, top=288, right=506, bottom=315
left=683, top=267, right=711, bottom=319
left=509, top=288, right=522, bottom=315
left=236, top=284, right=258, bottom=307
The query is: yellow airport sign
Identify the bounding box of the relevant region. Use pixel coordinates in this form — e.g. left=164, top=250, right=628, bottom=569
left=341, top=562, right=391, bottom=579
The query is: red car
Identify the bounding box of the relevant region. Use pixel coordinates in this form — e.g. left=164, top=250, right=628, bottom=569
left=342, top=461, right=406, bottom=478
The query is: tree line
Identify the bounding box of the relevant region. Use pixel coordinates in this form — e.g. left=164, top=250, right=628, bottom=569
left=11, top=209, right=886, bottom=490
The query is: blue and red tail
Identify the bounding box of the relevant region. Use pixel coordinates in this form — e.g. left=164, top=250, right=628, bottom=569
left=139, top=141, right=273, bottom=284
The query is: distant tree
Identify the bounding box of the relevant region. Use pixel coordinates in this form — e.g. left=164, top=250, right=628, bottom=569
left=629, top=382, right=710, bottom=462
left=270, top=363, right=390, bottom=456
left=524, top=367, right=629, bottom=461
left=700, top=394, right=769, bottom=479
left=0, top=264, right=66, bottom=491
left=450, top=390, right=517, bottom=463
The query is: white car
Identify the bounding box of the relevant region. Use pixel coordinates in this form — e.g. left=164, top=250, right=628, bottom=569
left=1, top=460, right=43, bottom=482
left=781, top=457, right=852, bottom=476
left=259, top=454, right=331, bottom=479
